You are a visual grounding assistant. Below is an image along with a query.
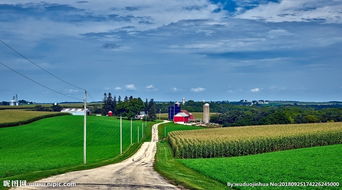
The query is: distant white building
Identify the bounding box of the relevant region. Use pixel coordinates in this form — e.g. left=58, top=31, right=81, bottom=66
left=61, top=108, right=90, bottom=116
left=9, top=99, right=16, bottom=106
left=135, top=111, right=147, bottom=119
left=10, top=95, right=18, bottom=106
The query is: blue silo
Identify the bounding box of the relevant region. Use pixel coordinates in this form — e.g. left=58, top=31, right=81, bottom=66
left=168, top=102, right=181, bottom=120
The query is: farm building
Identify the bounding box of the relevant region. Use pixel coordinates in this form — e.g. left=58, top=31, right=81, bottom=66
left=135, top=111, right=147, bottom=119
left=9, top=95, right=19, bottom=106
left=173, top=110, right=194, bottom=124
left=168, top=102, right=181, bottom=120
left=61, top=108, right=90, bottom=116
left=108, top=111, right=113, bottom=116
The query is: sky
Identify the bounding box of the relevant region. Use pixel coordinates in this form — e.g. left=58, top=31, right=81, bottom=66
left=0, top=0, right=341, bottom=102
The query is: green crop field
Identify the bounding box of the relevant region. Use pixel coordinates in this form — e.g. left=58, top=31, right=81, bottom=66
left=180, top=144, right=342, bottom=189
left=0, top=115, right=152, bottom=184
left=169, top=122, right=342, bottom=158
left=158, top=122, right=204, bottom=140
left=0, top=110, right=68, bottom=127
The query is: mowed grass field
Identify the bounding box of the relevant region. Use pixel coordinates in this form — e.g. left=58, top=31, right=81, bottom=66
left=169, top=122, right=342, bottom=158
left=0, top=110, right=67, bottom=127
left=180, top=144, right=342, bottom=189
left=0, top=115, right=152, bottom=183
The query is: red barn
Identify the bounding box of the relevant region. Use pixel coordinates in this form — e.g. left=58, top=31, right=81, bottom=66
left=173, top=112, right=189, bottom=123
left=108, top=111, right=113, bottom=116
left=181, top=110, right=194, bottom=120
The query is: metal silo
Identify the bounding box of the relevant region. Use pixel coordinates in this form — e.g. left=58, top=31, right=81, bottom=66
left=203, top=103, right=210, bottom=124
left=168, top=102, right=181, bottom=120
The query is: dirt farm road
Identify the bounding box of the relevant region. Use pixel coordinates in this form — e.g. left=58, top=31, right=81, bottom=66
left=13, top=121, right=180, bottom=190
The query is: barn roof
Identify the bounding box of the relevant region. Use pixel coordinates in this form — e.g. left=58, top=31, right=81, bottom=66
left=174, top=112, right=189, bottom=117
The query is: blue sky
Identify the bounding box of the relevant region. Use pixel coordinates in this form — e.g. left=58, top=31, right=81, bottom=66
left=0, top=0, right=341, bottom=102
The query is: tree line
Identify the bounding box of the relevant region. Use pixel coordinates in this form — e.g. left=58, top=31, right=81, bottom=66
left=155, top=100, right=342, bottom=114
left=101, top=93, right=156, bottom=120
left=211, top=107, right=342, bottom=127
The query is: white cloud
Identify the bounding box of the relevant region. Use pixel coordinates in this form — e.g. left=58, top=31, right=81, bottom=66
left=250, top=88, right=260, bottom=92
left=0, top=0, right=226, bottom=43
left=191, top=87, right=205, bottom=92
left=172, top=87, right=179, bottom=92
left=125, top=84, right=136, bottom=90
left=146, top=84, right=157, bottom=91
left=114, top=86, right=122, bottom=90
left=267, top=29, right=293, bottom=39
left=146, top=84, right=154, bottom=89
left=237, top=0, right=342, bottom=23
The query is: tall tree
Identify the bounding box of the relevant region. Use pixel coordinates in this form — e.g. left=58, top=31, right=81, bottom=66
left=148, top=99, right=157, bottom=120
left=113, top=96, right=117, bottom=114
left=102, top=93, right=108, bottom=115
left=144, top=98, right=149, bottom=113
left=107, top=93, right=114, bottom=112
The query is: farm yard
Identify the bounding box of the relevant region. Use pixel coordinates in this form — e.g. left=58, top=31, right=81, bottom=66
left=168, top=122, right=342, bottom=158
left=0, top=115, right=153, bottom=184
left=156, top=112, right=218, bottom=120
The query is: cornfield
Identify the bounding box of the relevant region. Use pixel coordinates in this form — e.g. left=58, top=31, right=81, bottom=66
left=168, top=122, right=342, bottom=158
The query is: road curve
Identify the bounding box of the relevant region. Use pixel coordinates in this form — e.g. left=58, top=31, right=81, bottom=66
left=13, top=121, right=179, bottom=190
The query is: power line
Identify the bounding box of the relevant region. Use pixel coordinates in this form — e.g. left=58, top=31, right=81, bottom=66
left=0, top=39, right=85, bottom=91
left=0, top=61, right=82, bottom=101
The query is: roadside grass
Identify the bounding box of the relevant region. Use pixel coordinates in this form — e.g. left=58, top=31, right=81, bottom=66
left=158, top=122, right=204, bottom=140
left=155, top=122, right=226, bottom=190
left=154, top=141, right=227, bottom=190
left=179, top=144, right=342, bottom=190
left=0, top=115, right=153, bottom=189
left=0, top=110, right=68, bottom=127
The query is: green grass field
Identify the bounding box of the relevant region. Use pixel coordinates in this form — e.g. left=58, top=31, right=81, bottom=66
left=0, top=110, right=67, bottom=127
left=155, top=141, right=227, bottom=190
left=158, top=122, right=204, bottom=140
left=180, top=144, right=342, bottom=189
left=0, top=115, right=152, bottom=184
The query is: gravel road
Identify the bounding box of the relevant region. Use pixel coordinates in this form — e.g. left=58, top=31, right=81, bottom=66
left=13, top=121, right=180, bottom=190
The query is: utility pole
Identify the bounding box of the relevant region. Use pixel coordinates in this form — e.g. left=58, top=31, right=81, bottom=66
left=120, top=116, right=123, bottom=154
left=164, top=126, right=166, bottom=138
left=130, top=119, right=132, bottom=145
left=137, top=122, right=140, bottom=142
left=141, top=122, right=143, bottom=140
left=83, top=90, right=87, bottom=164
